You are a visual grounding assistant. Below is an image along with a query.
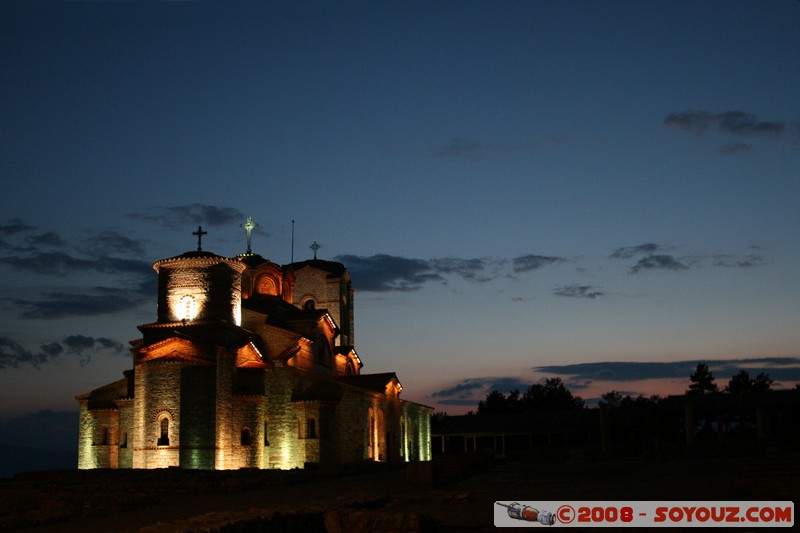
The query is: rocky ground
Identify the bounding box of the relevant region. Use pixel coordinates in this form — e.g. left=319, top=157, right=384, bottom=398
left=0, top=448, right=796, bottom=532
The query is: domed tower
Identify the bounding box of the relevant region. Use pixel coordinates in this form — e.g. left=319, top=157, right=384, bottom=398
left=152, top=250, right=246, bottom=326
left=130, top=232, right=255, bottom=470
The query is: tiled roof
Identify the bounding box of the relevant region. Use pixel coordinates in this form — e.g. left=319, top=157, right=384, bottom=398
left=288, top=259, right=347, bottom=276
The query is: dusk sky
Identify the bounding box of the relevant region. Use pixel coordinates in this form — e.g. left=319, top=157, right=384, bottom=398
left=1, top=0, right=799, bottom=428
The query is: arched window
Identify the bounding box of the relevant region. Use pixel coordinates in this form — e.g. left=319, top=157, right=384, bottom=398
left=177, top=295, right=198, bottom=321
left=345, top=360, right=355, bottom=375
left=158, top=417, right=170, bottom=446
left=303, top=299, right=316, bottom=310
left=240, top=427, right=252, bottom=446
left=256, top=275, right=278, bottom=296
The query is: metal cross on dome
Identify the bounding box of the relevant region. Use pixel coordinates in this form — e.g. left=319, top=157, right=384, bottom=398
left=192, top=226, right=207, bottom=251
left=241, top=216, right=257, bottom=254
left=310, top=241, right=321, bottom=259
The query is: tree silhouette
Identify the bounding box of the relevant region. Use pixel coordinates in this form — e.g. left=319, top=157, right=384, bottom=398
left=599, top=390, right=623, bottom=408
left=726, top=370, right=773, bottom=393
left=476, top=379, right=583, bottom=415
left=751, top=372, right=773, bottom=392
left=687, top=363, right=718, bottom=395
left=477, top=390, right=511, bottom=415
left=522, top=377, right=584, bottom=411
left=726, top=370, right=752, bottom=394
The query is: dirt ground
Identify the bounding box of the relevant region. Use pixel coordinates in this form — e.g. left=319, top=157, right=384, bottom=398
left=1, top=449, right=796, bottom=532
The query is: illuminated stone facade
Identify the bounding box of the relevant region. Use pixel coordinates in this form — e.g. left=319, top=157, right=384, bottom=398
left=77, top=249, right=431, bottom=470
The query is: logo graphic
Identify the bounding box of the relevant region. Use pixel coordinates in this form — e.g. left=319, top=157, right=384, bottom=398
left=496, top=502, right=556, bottom=526
left=557, top=504, right=575, bottom=524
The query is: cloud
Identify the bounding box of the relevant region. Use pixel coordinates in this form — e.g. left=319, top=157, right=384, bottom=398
left=664, top=111, right=717, bottom=135
left=665, top=111, right=787, bottom=139
left=609, top=242, right=686, bottom=273
left=0, top=334, right=126, bottom=369
left=535, top=361, right=693, bottom=382
left=79, top=231, right=146, bottom=258
left=0, top=221, right=149, bottom=275
left=430, top=379, right=487, bottom=399
left=430, top=137, right=537, bottom=160
left=534, top=358, right=800, bottom=383
left=512, top=254, right=565, bottom=273
left=5, top=281, right=153, bottom=319
left=718, top=143, right=753, bottom=156
left=430, top=376, right=535, bottom=401
left=0, top=220, right=154, bottom=318
left=0, top=219, right=35, bottom=237
left=712, top=254, right=766, bottom=268
left=0, top=251, right=152, bottom=278
left=25, top=232, right=65, bottom=247
left=127, top=204, right=246, bottom=228
left=553, top=284, right=604, bottom=299
left=716, top=111, right=785, bottom=137
left=609, top=243, right=663, bottom=259
left=335, top=253, right=514, bottom=292
left=628, top=254, right=689, bottom=274
left=0, top=251, right=95, bottom=276
left=333, top=252, right=567, bottom=292
left=335, top=254, right=443, bottom=292
left=611, top=243, right=766, bottom=273
left=430, top=257, right=496, bottom=282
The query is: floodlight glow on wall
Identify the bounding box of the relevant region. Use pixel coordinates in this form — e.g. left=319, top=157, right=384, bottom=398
left=175, top=295, right=199, bottom=321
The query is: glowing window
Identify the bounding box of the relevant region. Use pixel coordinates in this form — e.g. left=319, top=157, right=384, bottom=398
left=177, top=295, right=198, bottom=321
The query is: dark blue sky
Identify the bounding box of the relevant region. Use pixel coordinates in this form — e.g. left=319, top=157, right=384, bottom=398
left=1, top=0, right=799, bottom=419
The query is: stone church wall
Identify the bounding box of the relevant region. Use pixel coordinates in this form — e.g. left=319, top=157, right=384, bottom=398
left=225, top=394, right=266, bottom=469
left=117, top=398, right=134, bottom=469
left=133, top=363, right=183, bottom=469
left=332, top=390, right=372, bottom=463
left=77, top=403, right=119, bottom=469
left=401, top=402, right=432, bottom=462
left=77, top=402, right=95, bottom=469
left=292, top=268, right=354, bottom=347
left=292, top=268, right=328, bottom=310
left=178, top=364, right=217, bottom=469
left=263, top=364, right=303, bottom=469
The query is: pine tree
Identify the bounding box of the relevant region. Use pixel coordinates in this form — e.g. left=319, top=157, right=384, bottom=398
left=687, top=363, right=718, bottom=395
left=725, top=370, right=773, bottom=393
left=726, top=370, right=752, bottom=393
left=751, top=372, right=773, bottom=392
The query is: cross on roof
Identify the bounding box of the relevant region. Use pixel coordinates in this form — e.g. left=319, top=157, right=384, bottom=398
left=310, top=241, right=321, bottom=259
left=192, top=226, right=208, bottom=251
left=240, top=216, right=257, bottom=254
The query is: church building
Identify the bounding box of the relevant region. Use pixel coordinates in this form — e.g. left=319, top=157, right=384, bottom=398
left=76, top=222, right=431, bottom=470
